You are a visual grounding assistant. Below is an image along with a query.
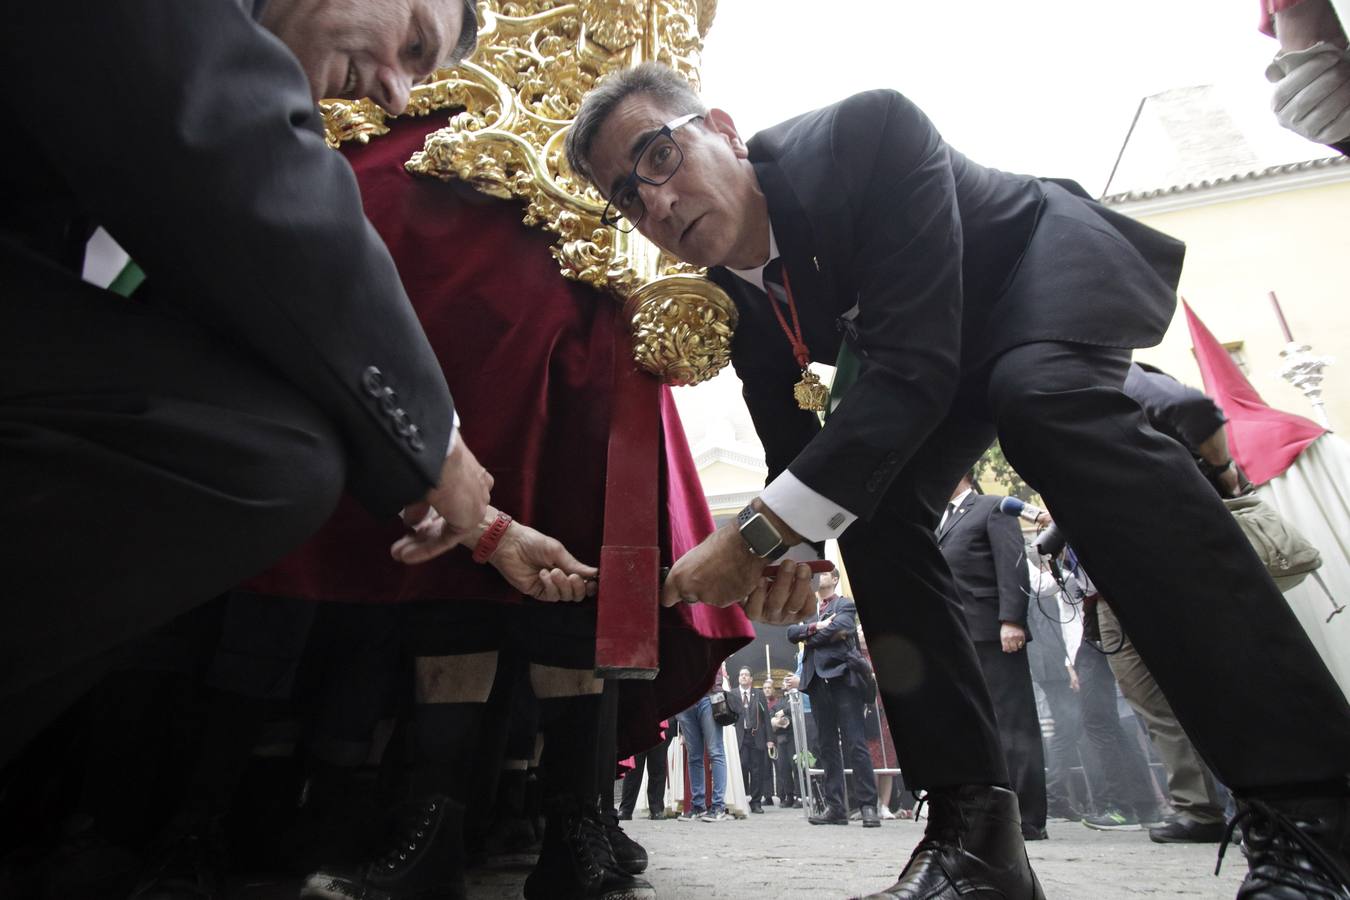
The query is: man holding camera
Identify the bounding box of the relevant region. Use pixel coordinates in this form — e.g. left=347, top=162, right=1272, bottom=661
left=566, top=62, right=1350, bottom=898
left=787, top=568, right=879, bottom=828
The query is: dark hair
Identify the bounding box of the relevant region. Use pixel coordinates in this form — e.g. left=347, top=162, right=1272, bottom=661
left=738, top=665, right=752, bottom=675
left=449, top=0, right=479, bottom=65
left=564, top=61, right=707, bottom=187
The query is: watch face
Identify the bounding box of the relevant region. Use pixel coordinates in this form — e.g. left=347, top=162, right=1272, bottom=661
left=740, top=512, right=783, bottom=557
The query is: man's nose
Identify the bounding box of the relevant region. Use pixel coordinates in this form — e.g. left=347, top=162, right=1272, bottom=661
left=639, top=179, right=678, bottom=223
left=371, top=66, right=413, bottom=115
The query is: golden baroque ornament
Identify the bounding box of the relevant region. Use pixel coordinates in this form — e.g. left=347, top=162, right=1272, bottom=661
left=321, top=0, right=735, bottom=385
left=624, top=276, right=739, bottom=386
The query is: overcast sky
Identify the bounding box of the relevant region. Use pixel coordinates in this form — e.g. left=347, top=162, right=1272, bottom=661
left=698, top=0, right=1283, bottom=197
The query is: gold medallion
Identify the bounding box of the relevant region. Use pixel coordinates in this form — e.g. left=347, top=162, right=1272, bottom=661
left=793, top=368, right=829, bottom=412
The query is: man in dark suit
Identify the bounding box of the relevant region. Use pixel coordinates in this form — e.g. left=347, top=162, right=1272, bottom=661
left=764, top=681, right=797, bottom=807
left=786, top=568, right=879, bottom=828
left=727, top=665, right=771, bottom=813
left=937, top=474, right=1047, bottom=841
left=0, top=0, right=495, bottom=762
left=566, top=61, right=1350, bottom=899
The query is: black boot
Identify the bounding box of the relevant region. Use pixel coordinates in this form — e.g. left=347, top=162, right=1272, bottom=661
left=859, top=785, right=1045, bottom=899
left=522, top=799, right=654, bottom=900
left=596, top=811, right=648, bottom=875
left=127, top=817, right=227, bottom=900
left=1227, top=795, right=1350, bottom=899
left=300, top=794, right=465, bottom=900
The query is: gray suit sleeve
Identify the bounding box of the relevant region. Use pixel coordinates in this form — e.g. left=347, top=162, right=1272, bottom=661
left=7, top=0, right=453, bottom=514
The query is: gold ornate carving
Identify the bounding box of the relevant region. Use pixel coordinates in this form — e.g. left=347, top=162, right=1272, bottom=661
left=623, top=275, right=739, bottom=386
left=321, top=1, right=735, bottom=385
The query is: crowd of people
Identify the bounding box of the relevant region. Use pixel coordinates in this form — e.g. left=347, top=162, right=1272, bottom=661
left=4, top=1, right=1350, bottom=899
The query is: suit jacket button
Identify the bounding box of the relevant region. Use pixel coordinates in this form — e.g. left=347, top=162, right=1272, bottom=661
left=361, top=366, right=384, bottom=396
left=408, top=432, right=425, bottom=452
left=392, top=409, right=414, bottom=437
left=375, top=386, right=399, bottom=414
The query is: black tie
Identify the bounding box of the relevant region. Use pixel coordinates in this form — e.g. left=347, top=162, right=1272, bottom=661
left=941, top=502, right=956, bottom=532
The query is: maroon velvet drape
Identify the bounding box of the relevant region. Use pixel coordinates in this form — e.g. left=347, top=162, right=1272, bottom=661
left=246, top=114, right=751, bottom=753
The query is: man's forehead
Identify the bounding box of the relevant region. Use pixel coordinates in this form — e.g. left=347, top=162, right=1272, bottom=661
left=595, top=95, right=677, bottom=168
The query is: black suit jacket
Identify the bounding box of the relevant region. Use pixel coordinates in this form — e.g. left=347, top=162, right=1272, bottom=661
left=1, top=0, right=452, bottom=514
left=727, top=686, right=768, bottom=745
left=787, top=595, right=865, bottom=693
left=937, top=493, right=1031, bottom=643
left=708, top=89, right=1184, bottom=530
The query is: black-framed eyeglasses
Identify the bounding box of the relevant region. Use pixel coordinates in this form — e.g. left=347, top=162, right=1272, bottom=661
left=601, top=113, right=703, bottom=233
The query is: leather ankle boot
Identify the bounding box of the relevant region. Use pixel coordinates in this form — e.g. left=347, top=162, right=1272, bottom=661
left=1229, top=795, right=1350, bottom=899
left=523, top=799, right=654, bottom=900
left=299, top=794, right=465, bottom=900
left=859, top=785, right=1045, bottom=899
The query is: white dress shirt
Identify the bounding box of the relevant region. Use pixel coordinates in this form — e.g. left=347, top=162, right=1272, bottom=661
left=726, top=225, right=858, bottom=542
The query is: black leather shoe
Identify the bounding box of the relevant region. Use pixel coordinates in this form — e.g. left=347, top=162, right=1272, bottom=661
left=523, top=799, right=655, bottom=900
left=862, top=805, right=881, bottom=828
left=129, top=819, right=226, bottom=900
left=300, top=795, right=465, bottom=900
left=858, top=785, right=1045, bottom=899
left=1022, top=825, right=1049, bottom=841
left=1226, top=795, right=1350, bottom=899
left=1147, top=817, right=1224, bottom=844
left=597, top=812, right=648, bottom=875
left=749, top=800, right=764, bottom=814
left=808, top=807, right=849, bottom=826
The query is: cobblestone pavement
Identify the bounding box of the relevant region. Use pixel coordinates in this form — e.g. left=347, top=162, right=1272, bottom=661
left=464, top=805, right=1247, bottom=899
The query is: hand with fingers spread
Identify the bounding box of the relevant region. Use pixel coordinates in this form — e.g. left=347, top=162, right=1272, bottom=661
left=391, top=435, right=493, bottom=564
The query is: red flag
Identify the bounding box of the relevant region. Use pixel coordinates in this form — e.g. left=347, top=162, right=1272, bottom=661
left=1183, top=301, right=1325, bottom=485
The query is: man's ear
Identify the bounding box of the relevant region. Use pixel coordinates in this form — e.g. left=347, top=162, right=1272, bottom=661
left=705, top=108, right=748, bottom=158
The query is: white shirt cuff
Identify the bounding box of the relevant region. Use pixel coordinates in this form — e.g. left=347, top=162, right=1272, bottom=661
left=759, top=470, right=857, bottom=541
left=444, top=411, right=461, bottom=458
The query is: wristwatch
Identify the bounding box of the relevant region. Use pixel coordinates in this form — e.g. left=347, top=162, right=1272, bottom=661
left=737, top=503, right=789, bottom=561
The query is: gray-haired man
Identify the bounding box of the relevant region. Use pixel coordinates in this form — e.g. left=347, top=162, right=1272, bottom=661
left=566, top=61, right=1350, bottom=900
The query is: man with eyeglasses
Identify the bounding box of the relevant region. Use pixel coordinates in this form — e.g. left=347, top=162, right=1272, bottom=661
left=565, top=62, right=1350, bottom=900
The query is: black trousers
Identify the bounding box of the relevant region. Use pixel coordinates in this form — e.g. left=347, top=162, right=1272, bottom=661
left=740, top=734, right=769, bottom=802
left=772, top=733, right=798, bottom=802
left=0, top=266, right=346, bottom=764
left=841, top=340, right=1350, bottom=794
left=1038, top=679, right=1086, bottom=812
left=619, top=733, right=670, bottom=817
left=809, top=676, right=877, bottom=812
left=1074, top=644, right=1160, bottom=818
left=974, top=641, right=1048, bottom=828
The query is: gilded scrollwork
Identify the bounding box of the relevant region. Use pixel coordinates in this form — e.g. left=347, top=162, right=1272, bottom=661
left=624, top=276, right=739, bottom=386
left=321, top=0, right=734, bottom=384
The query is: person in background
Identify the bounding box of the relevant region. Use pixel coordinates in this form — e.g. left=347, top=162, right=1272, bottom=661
left=765, top=682, right=798, bottom=808
left=787, top=568, right=880, bottom=828
left=676, top=665, right=730, bottom=823
left=937, top=474, right=1047, bottom=841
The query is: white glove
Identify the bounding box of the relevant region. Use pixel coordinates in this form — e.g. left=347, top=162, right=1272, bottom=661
left=1267, top=41, right=1350, bottom=145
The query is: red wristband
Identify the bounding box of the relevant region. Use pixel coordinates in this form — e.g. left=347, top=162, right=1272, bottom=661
left=472, top=512, right=513, bottom=563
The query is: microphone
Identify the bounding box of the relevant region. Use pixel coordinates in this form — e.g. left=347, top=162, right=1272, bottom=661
left=1033, top=522, right=1067, bottom=558
left=997, top=496, right=1046, bottom=523
left=997, top=497, right=1066, bottom=558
